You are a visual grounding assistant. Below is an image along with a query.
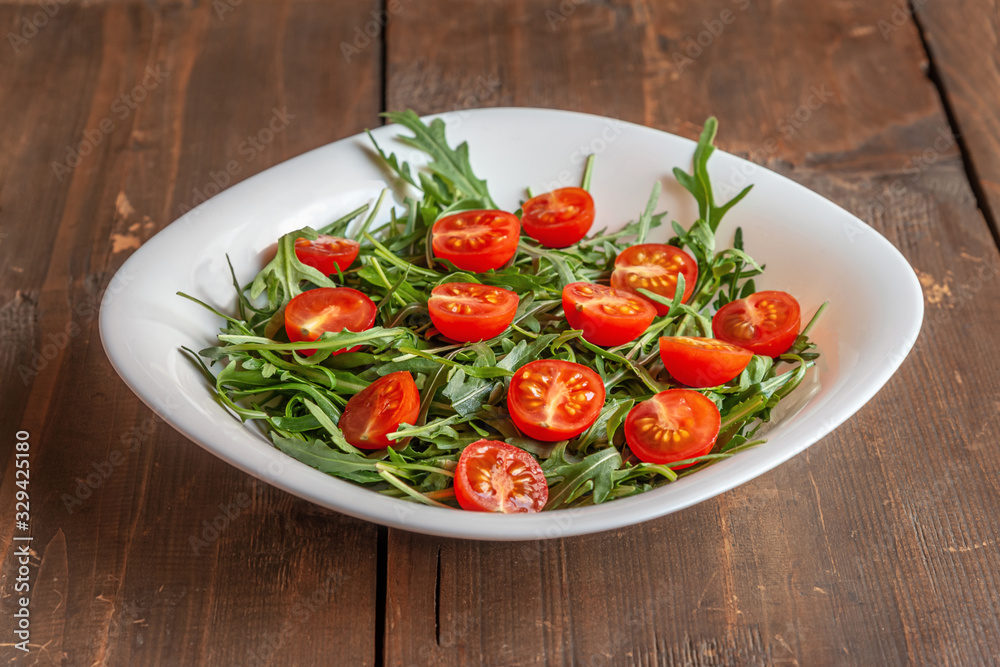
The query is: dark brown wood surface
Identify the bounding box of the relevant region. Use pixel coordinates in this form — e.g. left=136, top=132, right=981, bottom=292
left=2, top=0, right=999, bottom=665
left=914, top=0, right=1000, bottom=245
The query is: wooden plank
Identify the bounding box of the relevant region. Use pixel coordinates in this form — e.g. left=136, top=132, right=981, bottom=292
left=912, top=0, right=1000, bottom=243
left=0, top=1, right=383, bottom=664
left=384, top=1, right=1000, bottom=665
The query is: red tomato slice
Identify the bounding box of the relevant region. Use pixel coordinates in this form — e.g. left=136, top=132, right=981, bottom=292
left=454, top=439, right=548, bottom=513
left=338, top=372, right=420, bottom=450
left=294, top=235, right=360, bottom=275
left=507, top=360, right=606, bottom=442
left=521, top=187, right=595, bottom=248
left=431, top=210, right=521, bottom=272
left=712, top=290, right=801, bottom=358
left=624, top=389, right=720, bottom=467
left=562, top=282, right=656, bottom=347
left=611, top=244, right=698, bottom=315
left=284, top=287, right=377, bottom=356
left=658, top=336, right=753, bottom=388
left=428, top=282, right=518, bottom=342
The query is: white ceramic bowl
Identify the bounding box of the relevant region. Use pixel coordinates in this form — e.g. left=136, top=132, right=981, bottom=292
left=100, top=108, right=923, bottom=540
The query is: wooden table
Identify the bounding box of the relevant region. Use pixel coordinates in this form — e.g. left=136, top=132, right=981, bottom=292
left=3, top=1, right=1000, bottom=664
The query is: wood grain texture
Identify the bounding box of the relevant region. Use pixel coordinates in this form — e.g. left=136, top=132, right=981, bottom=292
left=3, top=0, right=1000, bottom=665
left=912, top=0, right=1000, bottom=243
left=385, top=1, right=1000, bottom=665
left=0, top=1, right=383, bottom=665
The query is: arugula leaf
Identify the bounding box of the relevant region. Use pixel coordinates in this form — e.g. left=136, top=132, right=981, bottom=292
left=272, top=435, right=381, bottom=483
left=250, top=227, right=335, bottom=310
left=382, top=110, right=497, bottom=208
left=672, top=116, right=753, bottom=233
left=545, top=447, right=622, bottom=509
left=635, top=181, right=662, bottom=244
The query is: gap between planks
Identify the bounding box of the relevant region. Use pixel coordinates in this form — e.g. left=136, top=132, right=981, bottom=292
left=908, top=0, right=1000, bottom=251
left=375, top=526, right=389, bottom=667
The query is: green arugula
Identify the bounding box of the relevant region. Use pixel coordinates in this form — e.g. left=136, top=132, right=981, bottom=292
left=250, top=227, right=335, bottom=310
left=376, top=110, right=497, bottom=208
left=182, top=112, right=823, bottom=511
left=672, top=117, right=753, bottom=233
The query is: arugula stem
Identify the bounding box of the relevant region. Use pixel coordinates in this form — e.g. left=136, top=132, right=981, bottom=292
left=320, top=203, right=369, bottom=236
left=510, top=323, right=539, bottom=338
left=369, top=257, right=411, bottom=308
left=581, top=154, right=596, bottom=191
left=376, top=464, right=452, bottom=507
left=800, top=301, right=829, bottom=337
left=364, top=232, right=440, bottom=279
left=354, top=189, right=389, bottom=241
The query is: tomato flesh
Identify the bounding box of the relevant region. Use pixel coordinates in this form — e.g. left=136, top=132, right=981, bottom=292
left=712, top=290, right=801, bottom=358
left=658, top=336, right=753, bottom=388
left=294, top=235, right=360, bottom=275
left=562, top=282, right=656, bottom=347
left=338, top=372, right=420, bottom=450
left=454, top=439, right=548, bottom=513
left=428, top=282, right=519, bottom=342
left=611, top=244, right=698, bottom=315
left=521, top=187, right=595, bottom=248
left=507, top=359, right=605, bottom=442
left=431, top=210, right=521, bottom=272
left=624, top=389, right=720, bottom=467
left=284, top=287, right=377, bottom=356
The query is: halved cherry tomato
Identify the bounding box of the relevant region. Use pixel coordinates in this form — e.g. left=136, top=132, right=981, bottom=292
left=521, top=187, right=595, bottom=248
left=562, top=282, right=656, bottom=347
left=507, top=360, right=605, bottom=442
left=294, top=235, right=360, bottom=275
left=428, top=282, right=518, bottom=342
left=712, top=290, right=801, bottom=358
left=284, top=287, right=377, bottom=356
left=658, top=337, right=753, bottom=388
left=624, top=389, right=720, bottom=467
left=431, top=210, right=521, bottom=272
left=338, top=371, right=420, bottom=450
left=454, top=439, right=548, bottom=513
left=611, top=244, right=698, bottom=315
